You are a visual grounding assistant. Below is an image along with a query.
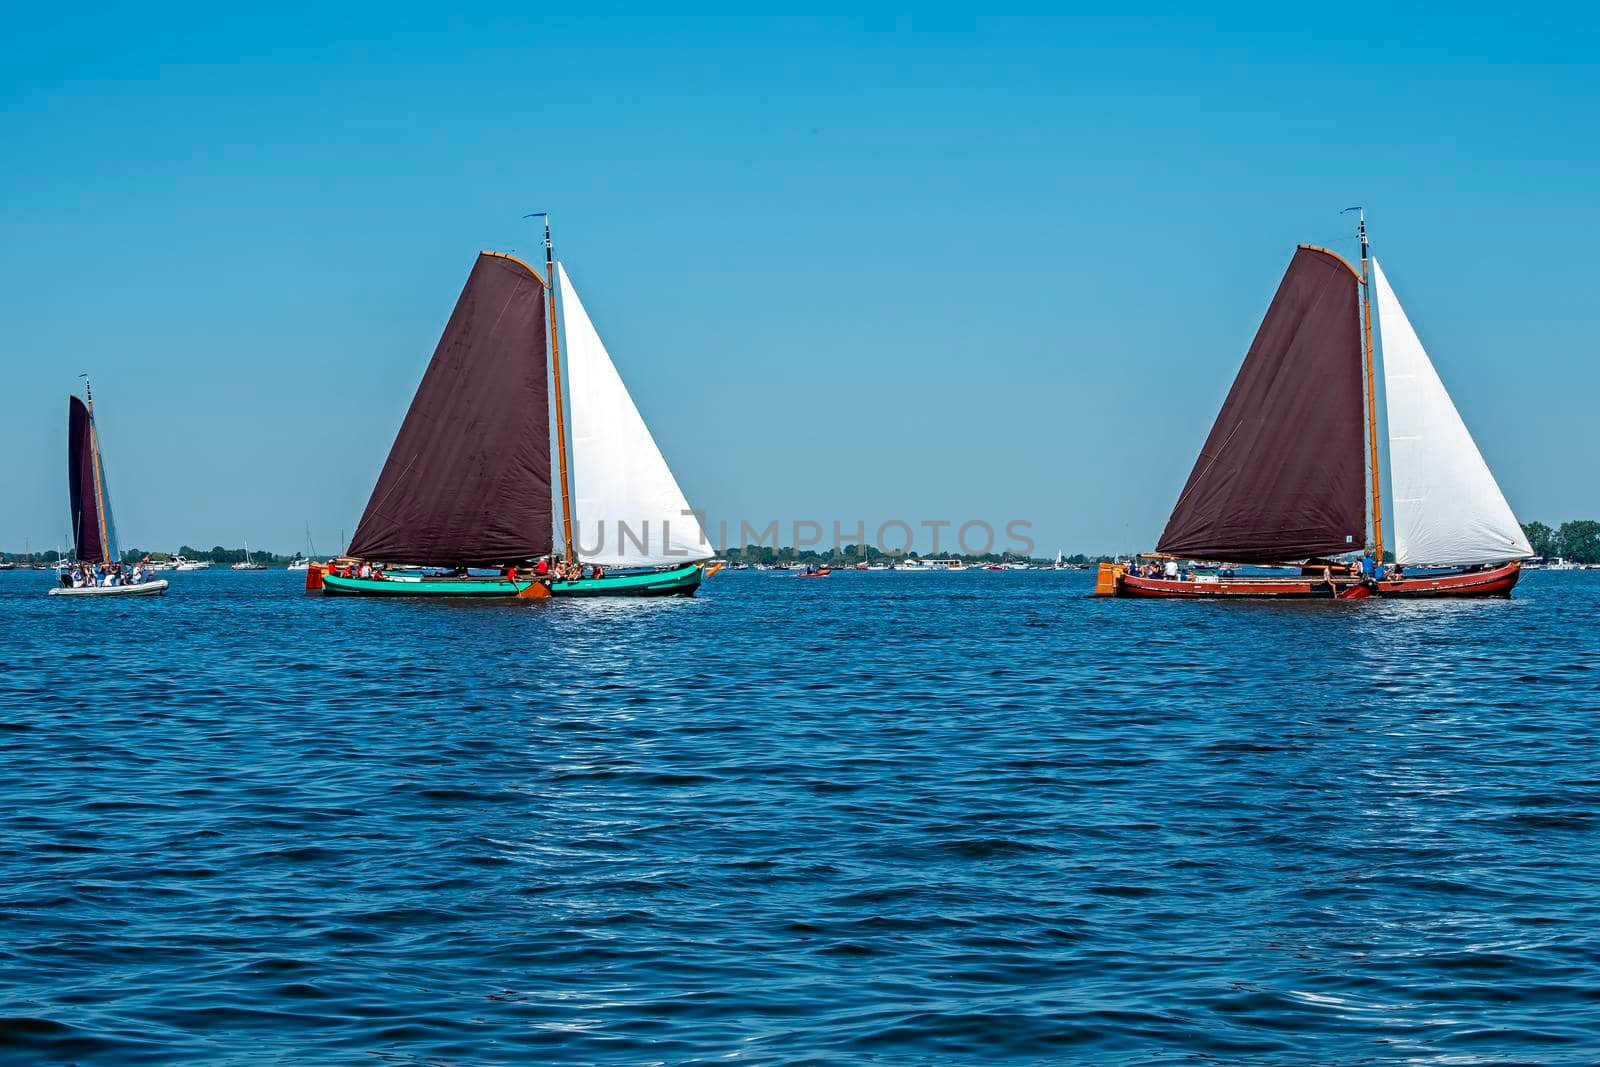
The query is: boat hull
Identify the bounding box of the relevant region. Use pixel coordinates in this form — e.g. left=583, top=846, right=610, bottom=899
left=321, top=573, right=544, bottom=598
left=1375, top=560, right=1521, bottom=598
left=317, top=562, right=703, bottom=599
left=1113, top=570, right=1354, bottom=599
left=1096, top=560, right=1522, bottom=599
left=550, top=563, right=703, bottom=597
left=48, top=579, right=169, bottom=597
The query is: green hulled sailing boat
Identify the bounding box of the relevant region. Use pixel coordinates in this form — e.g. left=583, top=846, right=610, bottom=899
left=318, top=218, right=709, bottom=599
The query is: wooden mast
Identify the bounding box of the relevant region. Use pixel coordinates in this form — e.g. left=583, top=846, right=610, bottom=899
left=1355, top=209, right=1384, bottom=563
left=536, top=214, right=576, bottom=564
left=83, top=377, right=112, bottom=563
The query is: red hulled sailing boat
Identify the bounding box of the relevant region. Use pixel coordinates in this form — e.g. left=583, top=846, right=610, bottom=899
left=1096, top=214, right=1530, bottom=600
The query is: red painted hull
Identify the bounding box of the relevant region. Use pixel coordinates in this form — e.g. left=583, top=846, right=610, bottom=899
left=1107, top=560, right=1521, bottom=600
left=1117, top=573, right=1354, bottom=599
left=1374, top=560, right=1522, bottom=598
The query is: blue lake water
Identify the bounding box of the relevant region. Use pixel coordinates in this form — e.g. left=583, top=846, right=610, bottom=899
left=2, top=567, right=1598, bottom=1064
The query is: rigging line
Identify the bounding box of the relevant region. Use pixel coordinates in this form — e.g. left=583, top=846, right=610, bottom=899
left=1167, top=418, right=1248, bottom=520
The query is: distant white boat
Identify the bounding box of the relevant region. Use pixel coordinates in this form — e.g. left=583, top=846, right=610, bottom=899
left=1546, top=557, right=1581, bottom=571
left=171, top=555, right=210, bottom=571
left=231, top=539, right=267, bottom=571
left=286, top=522, right=317, bottom=570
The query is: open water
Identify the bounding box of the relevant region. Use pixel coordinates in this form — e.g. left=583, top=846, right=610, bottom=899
left=1, top=567, right=1597, bottom=1064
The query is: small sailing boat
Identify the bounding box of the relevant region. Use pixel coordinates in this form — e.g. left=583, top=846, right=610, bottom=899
left=48, top=380, right=168, bottom=598
left=286, top=522, right=316, bottom=570
left=1097, top=213, right=1529, bottom=599
left=231, top=540, right=267, bottom=571
left=316, top=217, right=708, bottom=599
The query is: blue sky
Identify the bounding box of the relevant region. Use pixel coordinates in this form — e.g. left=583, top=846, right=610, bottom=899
left=2, top=9, right=1595, bottom=555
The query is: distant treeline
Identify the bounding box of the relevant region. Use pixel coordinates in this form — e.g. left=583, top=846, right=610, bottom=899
left=1520, top=521, right=1600, bottom=564
left=722, top=545, right=1108, bottom=565
left=0, top=545, right=295, bottom=565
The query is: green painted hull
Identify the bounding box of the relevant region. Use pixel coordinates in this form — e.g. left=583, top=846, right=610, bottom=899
left=320, top=563, right=702, bottom=599
left=321, top=573, right=538, bottom=597
left=550, top=563, right=703, bottom=598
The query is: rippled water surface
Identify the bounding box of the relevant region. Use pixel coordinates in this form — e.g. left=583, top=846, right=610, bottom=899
left=3, top=568, right=1599, bottom=1064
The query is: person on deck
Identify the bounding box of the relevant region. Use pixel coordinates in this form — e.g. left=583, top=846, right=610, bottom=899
left=1163, top=559, right=1179, bottom=581
left=358, top=562, right=372, bottom=579
left=534, top=557, right=549, bottom=577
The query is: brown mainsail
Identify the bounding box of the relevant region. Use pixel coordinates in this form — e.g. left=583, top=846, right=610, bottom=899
left=1156, top=246, right=1365, bottom=563
left=67, top=396, right=109, bottom=564
left=347, top=252, right=553, bottom=566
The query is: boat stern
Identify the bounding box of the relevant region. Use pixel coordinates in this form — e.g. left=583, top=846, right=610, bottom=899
left=1093, top=561, right=1126, bottom=596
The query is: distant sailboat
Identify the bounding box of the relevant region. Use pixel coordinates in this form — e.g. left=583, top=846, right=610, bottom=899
left=1097, top=214, right=1528, bottom=599
left=316, top=218, right=707, bottom=598
left=287, top=523, right=316, bottom=570
left=48, top=381, right=168, bottom=597
left=231, top=540, right=266, bottom=570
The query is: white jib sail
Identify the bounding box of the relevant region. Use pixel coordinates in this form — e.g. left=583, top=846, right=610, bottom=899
left=1374, top=258, right=1532, bottom=566
left=558, top=262, right=710, bottom=567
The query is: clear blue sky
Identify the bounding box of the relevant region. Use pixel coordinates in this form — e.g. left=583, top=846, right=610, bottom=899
left=3, top=8, right=1595, bottom=556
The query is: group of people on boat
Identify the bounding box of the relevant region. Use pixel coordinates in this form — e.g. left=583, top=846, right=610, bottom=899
left=328, top=560, right=386, bottom=580
left=520, top=557, right=604, bottom=582
left=1131, top=554, right=1411, bottom=586
left=1129, top=558, right=1237, bottom=582
left=326, top=555, right=610, bottom=584
left=59, top=560, right=150, bottom=588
